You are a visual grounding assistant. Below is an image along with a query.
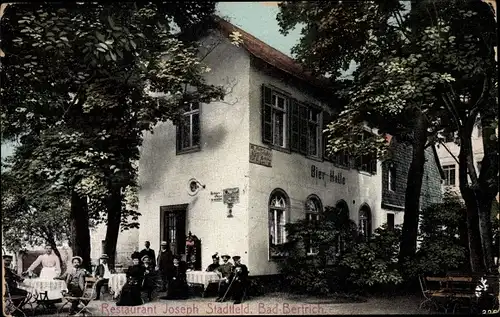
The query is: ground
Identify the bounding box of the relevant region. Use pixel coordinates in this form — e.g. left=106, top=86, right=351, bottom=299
left=28, top=292, right=429, bottom=316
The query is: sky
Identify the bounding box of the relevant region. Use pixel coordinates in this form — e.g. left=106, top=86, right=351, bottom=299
left=1, top=2, right=302, bottom=160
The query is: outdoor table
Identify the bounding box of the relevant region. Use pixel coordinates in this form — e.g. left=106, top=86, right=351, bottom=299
left=186, top=271, right=222, bottom=297
left=109, top=273, right=127, bottom=299
left=18, top=278, right=68, bottom=300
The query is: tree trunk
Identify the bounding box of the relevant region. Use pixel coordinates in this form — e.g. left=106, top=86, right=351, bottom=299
left=104, top=186, right=122, bottom=269
left=70, top=190, right=92, bottom=271
left=458, top=136, right=485, bottom=272
left=398, top=112, right=428, bottom=269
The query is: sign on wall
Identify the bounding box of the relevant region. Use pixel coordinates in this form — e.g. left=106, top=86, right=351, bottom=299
left=311, top=165, right=346, bottom=185
left=223, top=187, right=240, bottom=204
left=249, top=143, right=272, bottom=167
left=210, top=191, right=223, bottom=202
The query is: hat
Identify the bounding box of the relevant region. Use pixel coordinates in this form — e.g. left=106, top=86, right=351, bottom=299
left=160, top=241, right=168, bottom=246
left=232, top=256, right=241, bottom=261
left=100, top=254, right=109, bottom=259
left=221, top=254, right=230, bottom=259
left=131, top=251, right=141, bottom=260
left=72, top=256, right=83, bottom=264
left=173, top=255, right=181, bottom=260
left=141, top=255, right=150, bottom=262
left=2, top=254, right=13, bottom=259
left=212, top=252, right=219, bottom=259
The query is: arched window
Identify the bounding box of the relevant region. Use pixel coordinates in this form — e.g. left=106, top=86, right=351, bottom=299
left=269, top=189, right=289, bottom=257
left=359, top=204, right=372, bottom=240
left=335, top=200, right=350, bottom=255
left=305, top=195, right=322, bottom=255
left=305, top=195, right=322, bottom=222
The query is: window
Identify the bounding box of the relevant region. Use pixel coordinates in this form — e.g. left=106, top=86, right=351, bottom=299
left=305, top=195, right=322, bottom=255
left=269, top=189, right=289, bottom=257
left=387, top=213, right=395, bottom=231
left=176, top=103, right=200, bottom=153
left=334, top=200, right=350, bottom=255
left=323, top=113, right=349, bottom=166
left=388, top=162, right=396, bottom=191
left=443, top=164, right=456, bottom=186
left=262, top=86, right=288, bottom=148
left=359, top=205, right=372, bottom=240
left=262, top=85, right=322, bottom=157
left=355, top=131, right=377, bottom=174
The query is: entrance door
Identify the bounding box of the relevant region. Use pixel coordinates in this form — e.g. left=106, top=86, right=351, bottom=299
left=160, top=204, right=187, bottom=255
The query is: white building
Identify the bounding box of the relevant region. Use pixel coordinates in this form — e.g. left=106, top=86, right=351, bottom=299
left=133, top=19, right=443, bottom=277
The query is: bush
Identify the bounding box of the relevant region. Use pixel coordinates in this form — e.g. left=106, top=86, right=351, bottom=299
left=404, top=192, right=468, bottom=277
left=340, top=224, right=404, bottom=289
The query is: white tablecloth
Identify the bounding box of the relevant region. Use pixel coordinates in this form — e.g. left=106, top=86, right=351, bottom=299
left=108, top=274, right=127, bottom=299
left=186, top=271, right=221, bottom=289
left=18, top=278, right=68, bottom=300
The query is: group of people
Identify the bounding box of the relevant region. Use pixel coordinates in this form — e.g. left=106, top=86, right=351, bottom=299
left=206, top=252, right=249, bottom=304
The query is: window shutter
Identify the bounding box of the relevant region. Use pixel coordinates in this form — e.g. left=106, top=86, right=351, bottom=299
left=290, top=99, right=300, bottom=152
left=262, top=85, right=273, bottom=144
left=299, top=105, right=308, bottom=154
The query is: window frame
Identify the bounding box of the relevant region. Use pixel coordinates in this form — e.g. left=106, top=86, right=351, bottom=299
left=268, top=189, right=290, bottom=259
left=176, top=102, right=201, bottom=154
left=442, top=164, right=456, bottom=186
left=304, top=195, right=323, bottom=256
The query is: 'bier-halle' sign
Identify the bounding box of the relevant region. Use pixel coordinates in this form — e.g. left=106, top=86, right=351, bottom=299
left=249, top=143, right=272, bottom=167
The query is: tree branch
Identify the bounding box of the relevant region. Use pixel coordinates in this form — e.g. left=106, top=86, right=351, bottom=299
left=438, top=141, right=459, bottom=165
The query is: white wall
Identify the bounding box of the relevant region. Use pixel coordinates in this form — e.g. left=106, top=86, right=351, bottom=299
left=138, top=32, right=251, bottom=271
left=247, top=61, right=384, bottom=275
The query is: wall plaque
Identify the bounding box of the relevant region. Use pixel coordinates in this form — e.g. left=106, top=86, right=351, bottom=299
left=249, top=143, right=272, bottom=167
left=223, top=187, right=240, bottom=204
left=210, top=191, right=223, bottom=202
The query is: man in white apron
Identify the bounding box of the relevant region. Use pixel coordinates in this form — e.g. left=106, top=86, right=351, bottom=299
left=24, top=245, right=61, bottom=279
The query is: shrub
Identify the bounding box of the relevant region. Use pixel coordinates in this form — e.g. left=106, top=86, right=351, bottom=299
left=340, top=224, right=404, bottom=289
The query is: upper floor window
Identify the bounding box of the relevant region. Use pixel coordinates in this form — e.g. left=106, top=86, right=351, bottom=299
left=268, top=189, right=289, bottom=258
left=176, top=103, right=200, bottom=153
left=388, top=162, right=397, bottom=191
left=355, top=131, right=377, bottom=174
left=262, top=86, right=288, bottom=149
left=305, top=195, right=322, bottom=255
left=262, top=85, right=322, bottom=158
left=443, top=164, right=456, bottom=186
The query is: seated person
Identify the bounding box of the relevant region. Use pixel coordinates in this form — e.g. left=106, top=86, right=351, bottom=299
left=162, top=255, right=189, bottom=300
left=3, top=254, right=29, bottom=306
left=215, top=254, right=233, bottom=302
left=55, top=256, right=86, bottom=316
left=141, top=255, right=159, bottom=302
left=226, top=256, right=249, bottom=304
left=206, top=253, right=220, bottom=272
left=94, top=254, right=114, bottom=300
left=116, top=252, right=145, bottom=306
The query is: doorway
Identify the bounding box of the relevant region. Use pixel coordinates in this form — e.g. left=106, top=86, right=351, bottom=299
left=160, top=204, right=187, bottom=256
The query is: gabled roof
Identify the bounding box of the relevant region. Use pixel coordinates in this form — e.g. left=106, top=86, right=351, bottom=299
left=216, top=18, right=332, bottom=91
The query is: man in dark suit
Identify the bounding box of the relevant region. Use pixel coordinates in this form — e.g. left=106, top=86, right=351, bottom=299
left=94, top=254, right=114, bottom=300
left=139, top=241, right=156, bottom=267
left=155, top=241, right=173, bottom=292
left=3, top=254, right=29, bottom=307
left=227, top=256, right=249, bottom=304
left=215, top=254, right=233, bottom=302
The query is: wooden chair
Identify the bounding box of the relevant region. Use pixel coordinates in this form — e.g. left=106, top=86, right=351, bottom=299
left=4, top=283, right=33, bottom=317
left=57, top=277, right=97, bottom=316
left=418, top=275, right=439, bottom=311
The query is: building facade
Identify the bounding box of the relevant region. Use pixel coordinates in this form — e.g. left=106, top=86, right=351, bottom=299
left=133, top=20, right=444, bottom=276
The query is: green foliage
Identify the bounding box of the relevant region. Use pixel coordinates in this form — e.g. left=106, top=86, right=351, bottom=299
left=404, top=193, right=468, bottom=277
left=0, top=3, right=226, bottom=235
left=279, top=206, right=358, bottom=294
left=340, top=225, right=404, bottom=288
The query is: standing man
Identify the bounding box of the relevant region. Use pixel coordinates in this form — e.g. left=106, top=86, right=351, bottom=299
left=94, top=254, right=114, bottom=300
left=155, top=241, right=173, bottom=292
left=227, top=256, right=249, bottom=304
left=139, top=241, right=156, bottom=267
left=215, top=254, right=233, bottom=302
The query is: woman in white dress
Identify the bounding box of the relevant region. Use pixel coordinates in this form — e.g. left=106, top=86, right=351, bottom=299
left=24, top=245, right=61, bottom=279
